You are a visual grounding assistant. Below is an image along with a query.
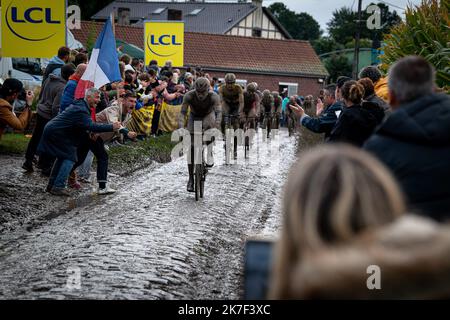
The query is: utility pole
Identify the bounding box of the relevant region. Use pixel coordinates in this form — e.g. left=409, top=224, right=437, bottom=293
left=353, top=0, right=363, bottom=79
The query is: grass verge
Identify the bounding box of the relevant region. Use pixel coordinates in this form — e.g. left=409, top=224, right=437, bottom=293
left=0, top=132, right=177, bottom=176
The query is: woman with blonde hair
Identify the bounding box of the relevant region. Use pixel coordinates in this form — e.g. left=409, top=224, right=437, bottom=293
left=270, top=145, right=450, bottom=299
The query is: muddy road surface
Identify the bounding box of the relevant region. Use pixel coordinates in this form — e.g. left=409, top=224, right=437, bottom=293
left=0, top=129, right=298, bottom=299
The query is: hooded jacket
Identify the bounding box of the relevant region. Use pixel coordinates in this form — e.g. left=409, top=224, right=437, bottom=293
left=289, top=215, right=450, bottom=299
left=364, top=93, right=450, bottom=221
left=37, top=74, right=67, bottom=120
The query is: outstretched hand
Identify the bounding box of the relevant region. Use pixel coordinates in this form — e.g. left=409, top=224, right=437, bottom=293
left=316, top=98, right=324, bottom=116
left=289, top=103, right=305, bottom=118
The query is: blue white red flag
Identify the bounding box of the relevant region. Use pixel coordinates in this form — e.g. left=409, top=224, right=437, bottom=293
left=74, top=18, right=121, bottom=99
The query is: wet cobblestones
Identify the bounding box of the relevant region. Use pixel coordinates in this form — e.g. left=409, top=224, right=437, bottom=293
left=0, top=130, right=297, bottom=299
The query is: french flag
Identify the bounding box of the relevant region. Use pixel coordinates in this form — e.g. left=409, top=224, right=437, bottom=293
left=74, top=18, right=122, bottom=99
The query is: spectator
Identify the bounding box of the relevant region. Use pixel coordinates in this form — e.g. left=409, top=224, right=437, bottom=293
left=358, top=77, right=390, bottom=115
left=75, top=91, right=138, bottom=186
left=328, top=80, right=383, bottom=146
left=37, top=88, right=120, bottom=196
left=146, top=59, right=159, bottom=75
left=335, top=76, right=352, bottom=101
left=119, top=54, right=131, bottom=66
left=42, top=46, right=71, bottom=84
left=22, top=64, right=75, bottom=173
left=74, top=53, right=88, bottom=66
left=364, top=56, right=450, bottom=222
left=269, top=145, right=406, bottom=299
left=183, top=72, right=194, bottom=91
left=131, top=58, right=140, bottom=72
left=95, top=91, right=137, bottom=143
left=60, top=63, right=87, bottom=113
left=0, top=79, right=33, bottom=140
left=359, top=65, right=389, bottom=103
left=292, top=84, right=343, bottom=140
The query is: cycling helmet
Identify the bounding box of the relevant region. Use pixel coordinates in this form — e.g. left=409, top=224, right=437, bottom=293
left=224, top=73, right=236, bottom=84
left=262, top=89, right=271, bottom=97
left=246, top=82, right=257, bottom=93
left=194, top=77, right=210, bottom=92
left=272, top=91, right=279, bottom=98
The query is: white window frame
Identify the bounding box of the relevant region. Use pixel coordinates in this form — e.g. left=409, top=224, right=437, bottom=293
left=279, top=82, right=298, bottom=96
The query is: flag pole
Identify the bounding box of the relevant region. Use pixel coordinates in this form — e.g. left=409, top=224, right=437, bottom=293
left=111, top=11, right=123, bottom=132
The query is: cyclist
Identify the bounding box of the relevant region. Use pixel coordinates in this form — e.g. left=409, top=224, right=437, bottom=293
left=242, top=82, right=260, bottom=129
left=261, top=90, right=274, bottom=134
left=179, top=77, right=222, bottom=192
left=272, top=91, right=282, bottom=130
left=219, top=73, right=244, bottom=158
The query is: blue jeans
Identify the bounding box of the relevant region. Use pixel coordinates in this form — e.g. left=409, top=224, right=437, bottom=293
left=49, top=159, right=75, bottom=189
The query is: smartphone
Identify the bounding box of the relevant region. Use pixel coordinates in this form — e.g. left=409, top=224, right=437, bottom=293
left=243, top=237, right=275, bottom=300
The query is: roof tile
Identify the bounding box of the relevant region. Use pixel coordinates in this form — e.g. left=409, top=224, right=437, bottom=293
left=72, top=21, right=328, bottom=77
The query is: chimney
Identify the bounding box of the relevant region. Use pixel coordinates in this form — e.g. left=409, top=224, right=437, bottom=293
left=117, top=7, right=130, bottom=25
left=252, top=0, right=263, bottom=8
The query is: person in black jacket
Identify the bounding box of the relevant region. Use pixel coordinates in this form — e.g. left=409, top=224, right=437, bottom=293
left=358, top=77, right=390, bottom=115
left=328, top=80, right=383, bottom=146
left=364, top=56, right=450, bottom=222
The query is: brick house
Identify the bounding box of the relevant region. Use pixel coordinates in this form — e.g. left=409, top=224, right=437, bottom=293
left=72, top=21, right=328, bottom=96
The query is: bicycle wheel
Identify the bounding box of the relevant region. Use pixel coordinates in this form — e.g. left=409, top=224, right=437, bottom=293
left=200, top=164, right=205, bottom=198
left=195, top=164, right=201, bottom=201
left=288, top=118, right=293, bottom=136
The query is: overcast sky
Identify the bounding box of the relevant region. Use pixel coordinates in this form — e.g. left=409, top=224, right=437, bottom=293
left=262, top=0, right=423, bottom=34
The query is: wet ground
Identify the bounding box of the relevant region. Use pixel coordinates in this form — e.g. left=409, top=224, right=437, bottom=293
left=0, top=129, right=298, bottom=299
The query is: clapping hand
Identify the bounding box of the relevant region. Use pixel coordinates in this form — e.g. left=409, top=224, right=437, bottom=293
left=316, top=98, right=324, bottom=116
left=289, top=103, right=305, bottom=118
left=127, top=131, right=137, bottom=139
left=112, top=121, right=121, bottom=130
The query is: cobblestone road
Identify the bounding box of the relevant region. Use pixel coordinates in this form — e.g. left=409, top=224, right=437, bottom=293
left=0, top=129, right=297, bottom=299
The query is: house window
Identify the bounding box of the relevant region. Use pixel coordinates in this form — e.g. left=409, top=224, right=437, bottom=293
left=152, top=8, right=166, bottom=15
left=252, top=28, right=262, bottom=37
left=168, top=9, right=182, bottom=21
left=189, top=8, right=204, bottom=16
left=279, top=82, right=298, bottom=97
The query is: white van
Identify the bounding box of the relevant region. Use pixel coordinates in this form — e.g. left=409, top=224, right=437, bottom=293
left=0, top=57, right=43, bottom=90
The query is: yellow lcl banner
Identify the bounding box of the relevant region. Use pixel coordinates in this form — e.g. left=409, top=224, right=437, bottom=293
left=1, top=0, right=66, bottom=58
left=145, top=21, right=184, bottom=67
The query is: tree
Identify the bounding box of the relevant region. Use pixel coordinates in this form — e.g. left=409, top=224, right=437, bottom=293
left=324, top=54, right=353, bottom=83
left=327, top=3, right=401, bottom=44
left=312, top=36, right=344, bottom=56
left=380, top=0, right=449, bottom=91
left=268, top=3, right=322, bottom=41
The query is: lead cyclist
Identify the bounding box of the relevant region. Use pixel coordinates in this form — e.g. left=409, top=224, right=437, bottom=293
left=179, top=77, right=222, bottom=192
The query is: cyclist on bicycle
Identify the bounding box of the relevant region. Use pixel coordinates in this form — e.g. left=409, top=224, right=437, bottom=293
left=219, top=73, right=244, bottom=158
left=272, top=91, right=282, bottom=130
left=242, top=82, right=260, bottom=129
left=179, top=77, right=222, bottom=192
left=260, top=89, right=274, bottom=127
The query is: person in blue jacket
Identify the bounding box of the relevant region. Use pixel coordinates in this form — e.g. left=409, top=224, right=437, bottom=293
left=38, top=88, right=120, bottom=196
left=291, top=84, right=344, bottom=141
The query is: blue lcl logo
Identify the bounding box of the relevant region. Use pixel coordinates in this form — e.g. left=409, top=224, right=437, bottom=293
left=11, top=7, right=61, bottom=24
left=5, top=3, right=60, bottom=41
left=150, top=35, right=182, bottom=46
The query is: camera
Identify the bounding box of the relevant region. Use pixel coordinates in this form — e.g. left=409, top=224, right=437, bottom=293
left=17, top=88, right=27, bottom=101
